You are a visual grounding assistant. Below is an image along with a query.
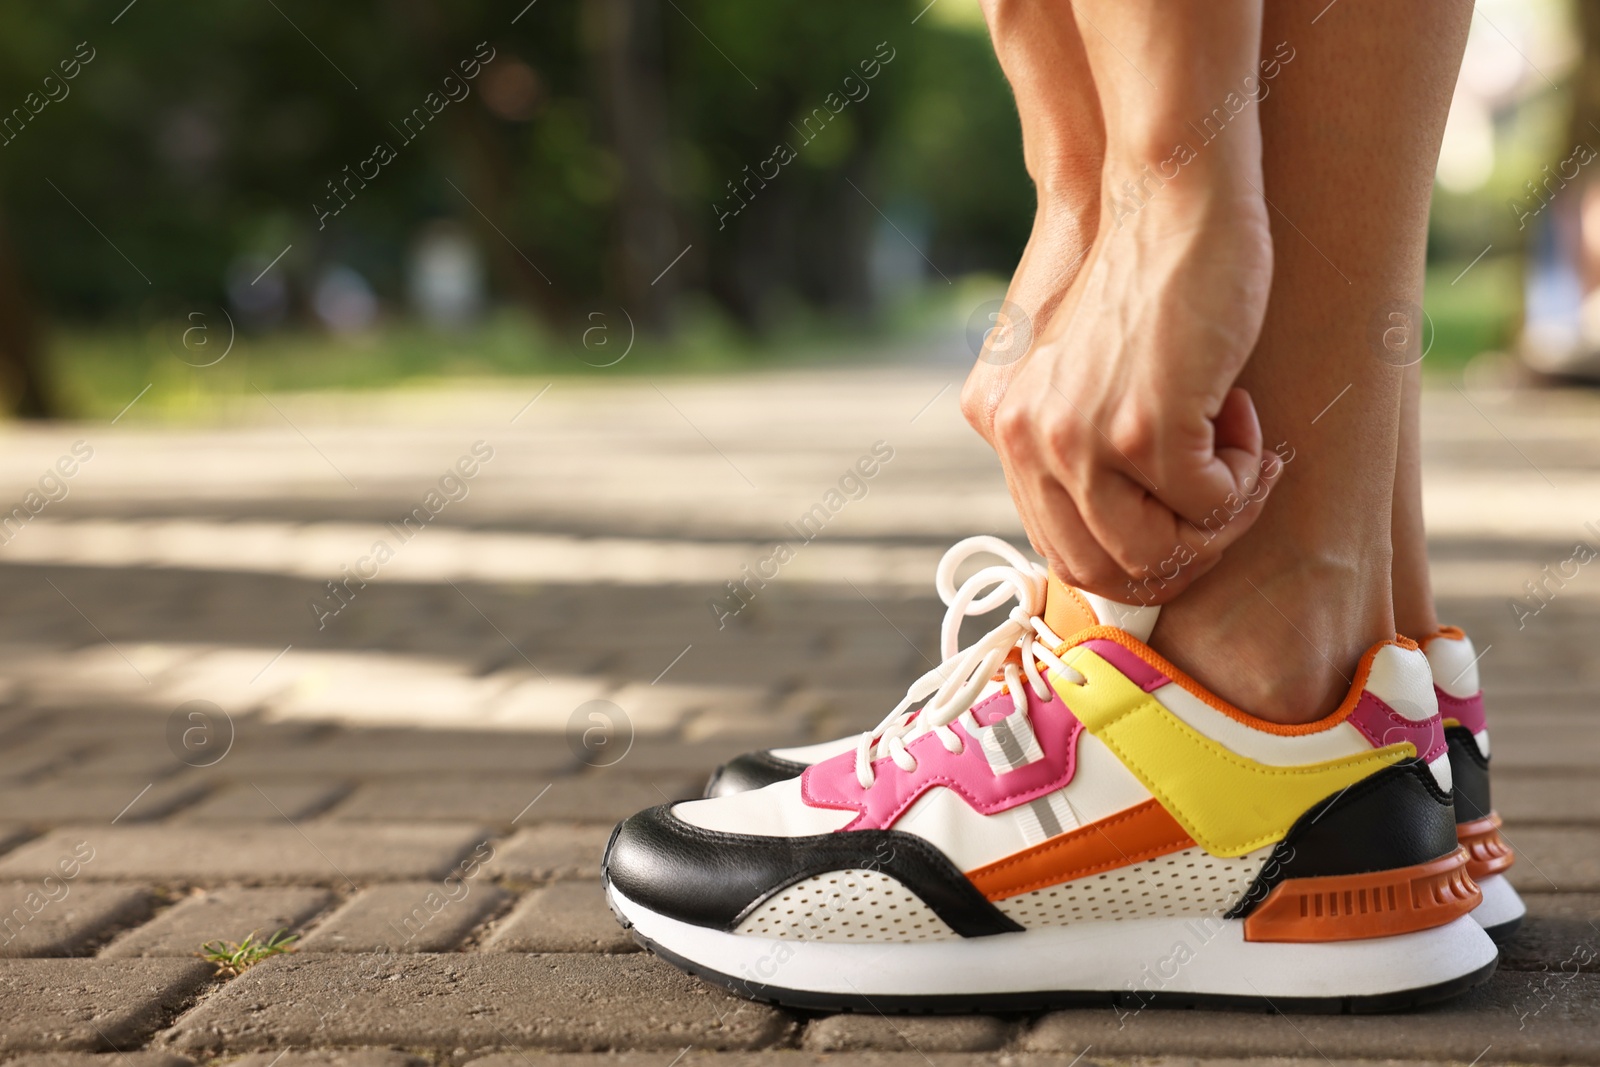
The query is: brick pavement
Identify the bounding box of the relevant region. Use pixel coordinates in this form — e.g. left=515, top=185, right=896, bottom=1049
left=0, top=369, right=1596, bottom=1065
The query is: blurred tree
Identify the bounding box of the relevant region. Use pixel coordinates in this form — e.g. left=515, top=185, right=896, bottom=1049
left=0, top=1, right=1031, bottom=413
left=587, top=0, right=678, bottom=330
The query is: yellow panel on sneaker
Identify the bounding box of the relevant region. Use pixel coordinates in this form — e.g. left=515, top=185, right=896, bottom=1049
left=1056, top=644, right=1413, bottom=857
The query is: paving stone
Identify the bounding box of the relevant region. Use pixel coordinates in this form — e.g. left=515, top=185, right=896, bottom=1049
left=11, top=705, right=191, bottom=739
left=224, top=1054, right=427, bottom=1067
left=481, top=677, right=627, bottom=732
left=216, top=735, right=578, bottom=777
left=1, top=1054, right=197, bottom=1067
left=610, top=739, right=767, bottom=775
left=607, top=681, right=776, bottom=730
left=0, top=825, right=490, bottom=884
left=1496, top=773, right=1600, bottom=823
left=100, top=887, right=335, bottom=958
left=64, top=724, right=325, bottom=780
left=328, top=774, right=698, bottom=825
left=1499, top=893, right=1600, bottom=973
left=464, top=1055, right=1105, bottom=1067
left=0, top=957, right=212, bottom=1051
left=171, top=781, right=349, bottom=822
left=0, top=780, right=208, bottom=824
left=0, top=882, right=152, bottom=958
left=298, top=881, right=508, bottom=952
left=681, top=708, right=814, bottom=745
left=1095, top=1060, right=1516, bottom=1067
left=802, top=1013, right=1012, bottom=1052
left=1022, top=970, right=1600, bottom=1064
left=480, top=824, right=612, bottom=881
left=0, top=824, right=37, bottom=856
left=1488, top=716, right=1600, bottom=771
left=164, top=952, right=792, bottom=1052
left=1503, top=827, right=1600, bottom=892
left=326, top=776, right=573, bottom=825
left=0, top=735, right=92, bottom=783
left=533, top=772, right=702, bottom=823
left=0, top=704, right=45, bottom=738
left=534, top=773, right=702, bottom=822
left=483, top=882, right=635, bottom=953
left=461, top=1055, right=1431, bottom=1067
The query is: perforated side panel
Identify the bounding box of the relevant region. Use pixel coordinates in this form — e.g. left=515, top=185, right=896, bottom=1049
left=735, top=868, right=959, bottom=942
left=997, top=846, right=1269, bottom=925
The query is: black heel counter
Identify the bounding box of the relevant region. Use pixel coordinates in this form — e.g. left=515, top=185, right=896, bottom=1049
left=1445, top=725, right=1492, bottom=824
left=1228, top=760, right=1459, bottom=919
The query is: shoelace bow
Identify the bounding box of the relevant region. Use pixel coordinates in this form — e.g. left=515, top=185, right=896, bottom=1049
left=853, top=535, right=1086, bottom=789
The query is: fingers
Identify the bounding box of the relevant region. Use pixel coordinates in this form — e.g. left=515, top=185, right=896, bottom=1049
left=1157, top=387, right=1282, bottom=560
left=996, top=404, right=1135, bottom=597
left=960, top=330, right=1034, bottom=446
left=1028, top=477, right=1134, bottom=596
left=959, top=363, right=1009, bottom=447
left=1164, top=387, right=1268, bottom=524
left=1076, top=470, right=1194, bottom=600
left=994, top=385, right=1285, bottom=605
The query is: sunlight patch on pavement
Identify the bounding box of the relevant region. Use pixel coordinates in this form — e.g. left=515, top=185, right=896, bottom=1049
left=0, top=640, right=761, bottom=735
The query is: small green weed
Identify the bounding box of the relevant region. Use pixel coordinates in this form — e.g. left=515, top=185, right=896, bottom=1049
left=199, top=928, right=298, bottom=976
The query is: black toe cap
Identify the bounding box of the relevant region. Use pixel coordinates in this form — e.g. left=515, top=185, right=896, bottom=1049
left=703, top=750, right=810, bottom=798
left=604, top=804, right=772, bottom=929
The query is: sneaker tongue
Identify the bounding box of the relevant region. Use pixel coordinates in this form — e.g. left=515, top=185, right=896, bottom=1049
left=1044, top=573, right=1160, bottom=642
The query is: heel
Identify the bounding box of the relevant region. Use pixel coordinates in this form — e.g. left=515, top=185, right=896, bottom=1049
left=1458, top=811, right=1514, bottom=878
left=1244, top=846, right=1480, bottom=942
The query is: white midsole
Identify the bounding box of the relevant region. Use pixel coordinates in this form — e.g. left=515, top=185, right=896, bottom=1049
left=609, top=884, right=1497, bottom=1000
left=1472, top=873, right=1527, bottom=930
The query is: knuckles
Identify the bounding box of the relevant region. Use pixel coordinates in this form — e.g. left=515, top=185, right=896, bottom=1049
left=958, top=375, right=997, bottom=442
left=990, top=397, right=1036, bottom=458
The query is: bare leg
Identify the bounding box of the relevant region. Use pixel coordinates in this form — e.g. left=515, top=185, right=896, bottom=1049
left=962, top=0, right=1103, bottom=440
left=1392, top=358, right=1440, bottom=638
left=1152, top=0, right=1471, bottom=720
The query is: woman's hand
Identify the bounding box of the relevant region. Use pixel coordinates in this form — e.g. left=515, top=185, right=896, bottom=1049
left=988, top=187, right=1281, bottom=603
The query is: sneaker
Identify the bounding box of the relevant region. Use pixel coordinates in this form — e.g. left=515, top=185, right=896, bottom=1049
left=603, top=547, right=1497, bottom=1011
left=702, top=537, right=1163, bottom=798
left=705, top=541, right=1526, bottom=947
left=1421, top=626, right=1524, bottom=941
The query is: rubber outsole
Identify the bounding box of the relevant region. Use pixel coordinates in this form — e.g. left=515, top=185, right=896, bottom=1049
left=1481, top=915, right=1523, bottom=943
left=1472, top=873, right=1527, bottom=944
left=621, top=917, right=1497, bottom=1015
left=604, top=882, right=1498, bottom=1015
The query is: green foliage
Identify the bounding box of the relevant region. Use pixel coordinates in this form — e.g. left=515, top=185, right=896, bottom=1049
left=0, top=1, right=1031, bottom=331
left=199, top=928, right=298, bottom=977
left=1422, top=255, right=1522, bottom=372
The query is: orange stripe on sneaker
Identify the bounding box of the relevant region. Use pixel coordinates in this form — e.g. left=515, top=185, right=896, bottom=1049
left=966, top=799, right=1195, bottom=901
left=1243, top=847, right=1481, bottom=942
left=1458, top=811, right=1514, bottom=879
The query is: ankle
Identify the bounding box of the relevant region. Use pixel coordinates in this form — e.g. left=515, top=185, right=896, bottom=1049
left=1393, top=600, right=1440, bottom=642
left=1149, top=560, right=1394, bottom=725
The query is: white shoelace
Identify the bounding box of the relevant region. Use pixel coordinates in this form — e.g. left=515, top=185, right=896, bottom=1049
left=853, top=535, right=1086, bottom=788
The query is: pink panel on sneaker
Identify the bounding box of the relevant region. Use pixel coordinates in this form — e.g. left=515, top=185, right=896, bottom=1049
left=1081, top=639, right=1170, bottom=693
left=1348, top=690, right=1446, bottom=763
left=801, top=679, right=1083, bottom=832
left=1434, top=686, right=1486, bottom=734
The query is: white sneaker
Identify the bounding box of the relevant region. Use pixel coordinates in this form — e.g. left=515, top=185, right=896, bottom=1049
left=1421, top=626, right=1525, bottom=941
left=605, top=538, right=1497, bottom=1011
